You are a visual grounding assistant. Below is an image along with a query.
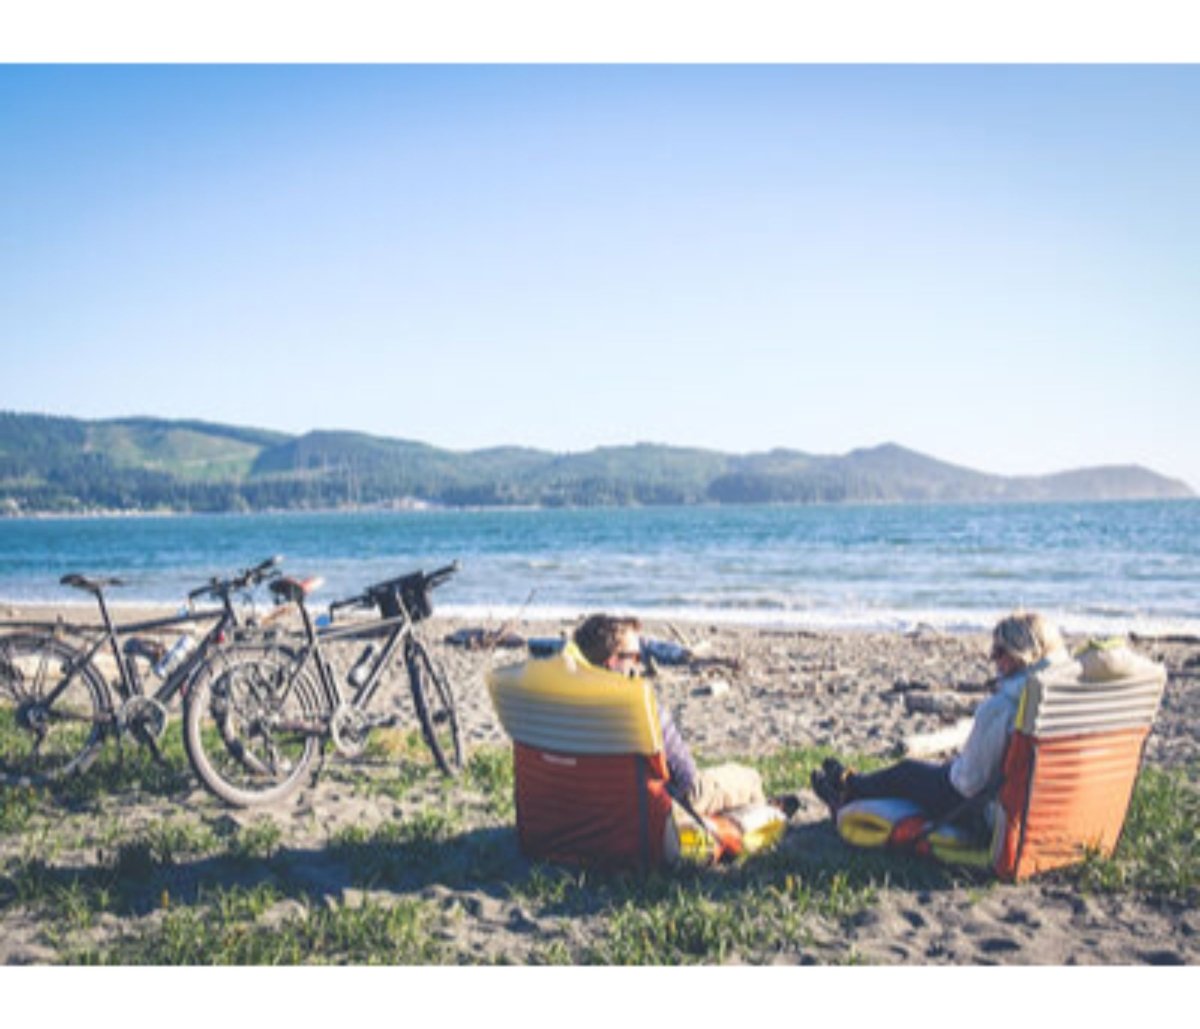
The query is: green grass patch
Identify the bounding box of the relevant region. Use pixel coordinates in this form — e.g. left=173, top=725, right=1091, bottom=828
left=744, top=743, right=893, bottom=797
left=338, top=728, right=463, bottom=802
left=465, top=746, right=514, bottom=817
left=0, top=782, right=39, bottom=833
left=48, top=725, right=196, bottom=805
left=108, top=818, right=222, bottom=867
left=74, top=889, right=446, bottom=965
left=1070, top=765, right=1199, bottom=903
left=225, top=818, right=284, bottom=861
left=558, top=865, right=880, bottom=964
left=326, top=808, right=463, bottom=888
left=4, top=739, right=1194, bottom=965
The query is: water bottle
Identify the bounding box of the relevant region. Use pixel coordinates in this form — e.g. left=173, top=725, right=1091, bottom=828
left=154, top=634, right=196, bottom=679
left=347, top=643, right=377, bottom=688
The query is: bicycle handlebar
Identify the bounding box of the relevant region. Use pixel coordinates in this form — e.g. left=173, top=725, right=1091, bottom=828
left=327, top=560, right=461, bottom=615
left=423, top=561, right=461, bottom=589
left=327, top=593, right=373, bottom=614
left=187, top=555, right=283, bottom=601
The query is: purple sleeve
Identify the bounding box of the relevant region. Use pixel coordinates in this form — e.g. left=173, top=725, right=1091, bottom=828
left=659, top=706, right=697, bottom=800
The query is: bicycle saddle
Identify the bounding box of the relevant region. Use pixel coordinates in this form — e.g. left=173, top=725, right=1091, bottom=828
left=269, top=576, right=325, bottom=604
left=60, top=573, right=126, bottom=593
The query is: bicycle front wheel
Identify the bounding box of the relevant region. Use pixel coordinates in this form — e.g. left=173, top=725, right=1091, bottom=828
left=184, top=642, right=325, bottom=807
left=0, top=633, right=110, bottom=786
left=405, top=639, right=463, bottom=776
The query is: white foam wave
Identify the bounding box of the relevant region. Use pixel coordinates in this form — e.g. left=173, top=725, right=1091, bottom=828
left=437, top=602, right=1200, bottom=637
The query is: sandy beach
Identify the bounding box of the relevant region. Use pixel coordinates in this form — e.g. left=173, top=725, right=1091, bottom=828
left=1, top=603, right=1197, bottom=965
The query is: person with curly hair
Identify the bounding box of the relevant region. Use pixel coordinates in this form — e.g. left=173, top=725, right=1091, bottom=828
left=810, top=611, right=1068, bottom=829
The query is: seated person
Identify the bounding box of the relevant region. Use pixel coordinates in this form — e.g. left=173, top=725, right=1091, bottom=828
left=573, top=613, right=784, bottom=818
left=810, top=611, right=1068, bottom=833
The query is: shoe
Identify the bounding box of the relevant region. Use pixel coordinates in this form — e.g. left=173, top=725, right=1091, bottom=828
left=769, top=792, right=802, bottom=819
left=822, top=757, right=848, bottom=783
left=810, top=759, right=854, bottom=820
left=809, top=768, right=843, bottom=818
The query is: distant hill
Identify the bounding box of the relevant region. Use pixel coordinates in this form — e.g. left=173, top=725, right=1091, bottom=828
left=0, top=411, right=1192, bottom=514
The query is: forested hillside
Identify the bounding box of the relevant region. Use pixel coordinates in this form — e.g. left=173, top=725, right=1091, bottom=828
left=0, top=411, right=1192, bottom=513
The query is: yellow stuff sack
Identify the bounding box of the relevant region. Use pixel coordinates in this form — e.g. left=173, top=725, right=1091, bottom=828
left=672, top=802, right=788, bottom=864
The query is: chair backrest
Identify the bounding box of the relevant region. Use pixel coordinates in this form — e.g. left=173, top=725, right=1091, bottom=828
left=992, top=642, right=1167, bottom=881
left=487, top=645, right=674, bottom=870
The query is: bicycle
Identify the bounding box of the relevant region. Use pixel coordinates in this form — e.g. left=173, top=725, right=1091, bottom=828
left=0, top=556, right=282, bottom=786
left=183, top=562, right=464, bottom=807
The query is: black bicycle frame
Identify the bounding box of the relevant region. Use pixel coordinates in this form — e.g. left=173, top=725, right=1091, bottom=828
left=279, top=601, right=417, bottom=719
left=42, top=592, right=239, bottom=720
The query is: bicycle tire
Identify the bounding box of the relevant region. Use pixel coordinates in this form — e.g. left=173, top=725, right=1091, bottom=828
left=405, top=639, right=464, bottom=776
left=183, top=641, right=325, bottom=807
left=0, top=632, right=110, bottom=786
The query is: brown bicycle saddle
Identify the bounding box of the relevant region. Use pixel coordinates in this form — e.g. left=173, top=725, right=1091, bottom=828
left=60, top=573, right=126, bottom=593
left=268, top=576, right=325, bottom=604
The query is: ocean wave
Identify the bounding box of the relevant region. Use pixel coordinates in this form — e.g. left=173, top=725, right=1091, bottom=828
left=437, top=602, right=1200, bottom=637
left=4, top=501, right=1198, bottom=638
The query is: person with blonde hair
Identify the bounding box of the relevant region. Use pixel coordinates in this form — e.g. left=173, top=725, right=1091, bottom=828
left=811, top=611, right=1067, bottom=828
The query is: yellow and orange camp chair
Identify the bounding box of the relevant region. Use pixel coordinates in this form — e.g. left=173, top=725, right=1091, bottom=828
left=487, top=643, right=676, bottom=870
left=487, top=644, right=785, bottom=871
left=836, top=640, right=1167, bottom=881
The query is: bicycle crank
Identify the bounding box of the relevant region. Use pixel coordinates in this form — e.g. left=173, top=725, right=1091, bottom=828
left=119, top=696, right=169, bottom=743
left=329, top=704, right=371, bottom=757
left=329, top=705, right=397, bottom=758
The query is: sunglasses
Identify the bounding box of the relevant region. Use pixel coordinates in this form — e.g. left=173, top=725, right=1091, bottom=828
left=615, top=650, right=642, bottom=663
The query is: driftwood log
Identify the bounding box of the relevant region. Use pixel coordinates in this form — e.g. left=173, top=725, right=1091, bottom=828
left=903, top=691, right=979, bottom=720
left=902, top=717, right=974, bottom=757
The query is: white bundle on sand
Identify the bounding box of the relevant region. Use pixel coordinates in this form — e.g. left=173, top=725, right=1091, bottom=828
left=901, top=717, right=974, bottom=757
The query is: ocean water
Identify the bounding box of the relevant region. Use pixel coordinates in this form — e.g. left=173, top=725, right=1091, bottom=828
left=0, top=501, right=1197, bottom=636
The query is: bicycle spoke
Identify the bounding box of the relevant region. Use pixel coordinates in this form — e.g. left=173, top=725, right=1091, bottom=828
left=0, top=634, right=108, bottom=785
left=184, top=641, right=322, bottom=806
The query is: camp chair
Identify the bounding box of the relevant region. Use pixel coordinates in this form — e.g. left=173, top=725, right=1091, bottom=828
left=487, top=645, right=786, bottom=871
left=836, top=640, right=1167, bottom=881
left=487, top=645, right=676, bottom=870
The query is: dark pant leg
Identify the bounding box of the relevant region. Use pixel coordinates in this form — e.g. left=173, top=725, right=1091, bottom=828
left=844, top=760, right=966, bottom=821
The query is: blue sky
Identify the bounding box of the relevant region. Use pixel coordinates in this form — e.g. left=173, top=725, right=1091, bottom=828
left=2, top=64, right=1198, bottom=488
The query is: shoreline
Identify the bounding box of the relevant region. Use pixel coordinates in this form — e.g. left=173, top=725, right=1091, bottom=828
left=3, top=599, right=1199, bottom=641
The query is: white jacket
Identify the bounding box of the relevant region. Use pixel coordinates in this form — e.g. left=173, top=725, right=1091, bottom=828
left=948, top=649, right=1070, bottom=798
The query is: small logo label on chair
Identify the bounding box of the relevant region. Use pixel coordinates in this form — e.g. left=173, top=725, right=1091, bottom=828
left=541, top=754, right=578, bottom=767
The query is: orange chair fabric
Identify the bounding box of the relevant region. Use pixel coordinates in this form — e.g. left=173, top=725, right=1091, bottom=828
left=488, top=648, right=675, bottom=871
left=994, top=725, right=1150, bottom=881
left=512, top=743, right=674, bottom=870
left=990, top=642, right=1165, bottom=881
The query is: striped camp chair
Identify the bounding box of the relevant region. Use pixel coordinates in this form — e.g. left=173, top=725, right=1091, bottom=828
left=487, top=644, right=676, bottom=871
left=837, top=640, right=1167, bottom=881
left=991, top=640, right=1167, bottom=879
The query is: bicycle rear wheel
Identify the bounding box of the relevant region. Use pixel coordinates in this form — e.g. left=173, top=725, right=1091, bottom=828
left=405, top=639, right=463, bottom=776
left=0, top=633, right=110, bottom=786
left=183, top=642, right=325, bottom=807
